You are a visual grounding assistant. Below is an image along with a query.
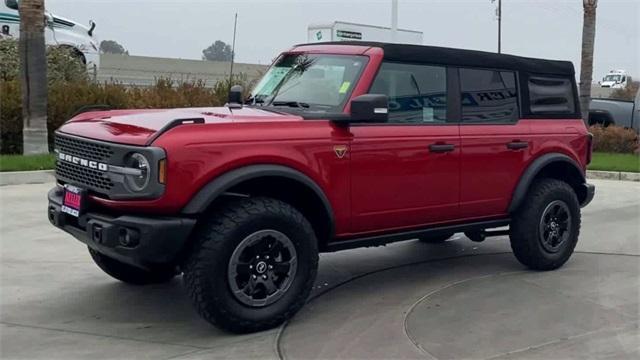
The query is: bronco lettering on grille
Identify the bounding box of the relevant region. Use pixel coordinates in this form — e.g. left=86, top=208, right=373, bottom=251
left=55, top=150, right=108, bottom=171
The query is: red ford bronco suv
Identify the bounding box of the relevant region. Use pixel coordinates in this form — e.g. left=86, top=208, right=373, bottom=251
left=48, top=42, right=595, bottom=333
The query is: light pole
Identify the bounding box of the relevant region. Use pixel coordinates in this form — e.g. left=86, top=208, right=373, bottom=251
left=228, top=13, right=237, bottom=90
left=391, top=0, right=398, bottom=43
left=491, top=0, right=502, bottom=53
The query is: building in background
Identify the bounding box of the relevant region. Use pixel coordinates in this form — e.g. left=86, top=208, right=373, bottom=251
left=307, top=21, right=423, bottom=45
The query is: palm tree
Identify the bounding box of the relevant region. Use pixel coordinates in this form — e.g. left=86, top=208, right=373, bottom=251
left=579, top=0, right=598, bottom=127
left=19, top=0, right=48, bottom=154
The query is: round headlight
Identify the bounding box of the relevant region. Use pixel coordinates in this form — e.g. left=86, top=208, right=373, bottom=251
left=125, top=153, right=150, bottom=192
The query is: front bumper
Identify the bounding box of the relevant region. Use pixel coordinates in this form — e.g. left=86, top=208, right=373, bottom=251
left=581, top=183, right=596, bottom=208
left=47, top=187, right=196, bottom=270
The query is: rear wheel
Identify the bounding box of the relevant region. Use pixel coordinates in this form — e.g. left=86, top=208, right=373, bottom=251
left=183, top=197, right=318, bottom=333
left=89, top=248, right=177, bottom=285
left=509, top=178, right=580, bottom=270
left=418, top=232, right=454, bottom=243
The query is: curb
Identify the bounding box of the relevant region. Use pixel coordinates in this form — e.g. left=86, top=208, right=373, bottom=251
left=0, top=169, right=638, bottom=186
left=0, top=170, right=55, bottom=186
left=587, top=170, right=640, bottom=182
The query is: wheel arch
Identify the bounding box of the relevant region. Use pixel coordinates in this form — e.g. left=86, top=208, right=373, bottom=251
left=182, top=164, right=335, bottom=249
left=508, top=153, right=588, bottom=213
left=57, top=44, right=86, bottom=64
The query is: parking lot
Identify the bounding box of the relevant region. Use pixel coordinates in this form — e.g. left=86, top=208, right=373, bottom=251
left=1, top=179, right=638, bottom=359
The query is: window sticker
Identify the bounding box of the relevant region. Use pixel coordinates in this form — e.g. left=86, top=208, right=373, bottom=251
left=422, top=107, right=435, bottom=122
left=339, top=81, right=351, bottom=94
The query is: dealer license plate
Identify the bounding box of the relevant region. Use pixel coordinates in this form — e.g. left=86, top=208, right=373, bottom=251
left=61, top=185, right=86, bottom=217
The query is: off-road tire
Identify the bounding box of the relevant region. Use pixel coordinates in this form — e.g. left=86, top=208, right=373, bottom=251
left=418, top=232, right=454, bottom=243
left=183, top=197, right=318, bottom=333
left=89, top=248, right=177, bottom=285
left=510, top=178, right=580, bottom=270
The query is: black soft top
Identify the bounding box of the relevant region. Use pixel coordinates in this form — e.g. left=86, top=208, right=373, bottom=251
left=297, top=41, right=575, bottom=76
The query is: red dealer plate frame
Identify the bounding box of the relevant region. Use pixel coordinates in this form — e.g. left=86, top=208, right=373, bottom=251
left=61, top=185, right=86, bottom=217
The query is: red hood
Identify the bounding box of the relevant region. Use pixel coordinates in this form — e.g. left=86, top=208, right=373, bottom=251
left=57, top=107, right=304, bottom=145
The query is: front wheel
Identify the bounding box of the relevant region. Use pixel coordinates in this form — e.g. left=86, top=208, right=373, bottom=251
left=509, top=178, right=580, bottom=270
left=183, top=197, right=318, bottom=333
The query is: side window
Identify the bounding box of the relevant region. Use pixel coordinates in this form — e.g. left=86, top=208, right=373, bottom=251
left=460, top=68, right=519, bottom=123
left=5, top=0, right=19, bottom=10
left=369, top=62, right=447, bottom=124
left=528, top=75, right=576, bottom=114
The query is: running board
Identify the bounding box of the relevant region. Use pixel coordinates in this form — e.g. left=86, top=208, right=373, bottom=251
left=324, top=218, right=510, bottom=252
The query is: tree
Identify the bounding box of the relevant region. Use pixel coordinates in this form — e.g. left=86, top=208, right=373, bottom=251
left=100, top=40, right=128, bottom=55
left=579, top=0, right=598, bottom=127
left=19, top=0, right=48, bottom=154
left=202, top=40, right=232, bottom=61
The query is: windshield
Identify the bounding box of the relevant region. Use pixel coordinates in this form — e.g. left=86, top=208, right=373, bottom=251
left=249, top=53, right=367, bottom=112
left=604, top=75, right=621, bottom=82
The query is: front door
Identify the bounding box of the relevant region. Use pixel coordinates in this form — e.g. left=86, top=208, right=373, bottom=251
left=349, top=62, right=460, bottom=234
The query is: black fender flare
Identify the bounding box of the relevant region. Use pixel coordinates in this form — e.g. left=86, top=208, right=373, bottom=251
left=508, top=153, right=586, bottom=213
left=181, top=164, right=335, bottom=235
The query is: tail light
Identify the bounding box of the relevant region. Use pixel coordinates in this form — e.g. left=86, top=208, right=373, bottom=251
left=586, top=133, right=593, bottom=165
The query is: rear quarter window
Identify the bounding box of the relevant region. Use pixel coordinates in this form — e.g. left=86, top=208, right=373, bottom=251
left=460, top=68, right=519, bottom=124
left=528, top=76, right=576, bottom=115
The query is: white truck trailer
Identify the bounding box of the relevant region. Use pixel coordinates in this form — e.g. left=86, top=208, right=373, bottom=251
left=307, top=21, right=423, bottom=45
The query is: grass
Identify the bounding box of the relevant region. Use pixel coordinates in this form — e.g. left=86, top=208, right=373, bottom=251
left=0, top=154, right=56, bottom=172
left=588, top=152, right=640, bottom=173
left=0, top=152, right=638, bottom=173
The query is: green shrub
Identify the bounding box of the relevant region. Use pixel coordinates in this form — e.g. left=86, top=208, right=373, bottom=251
left=590, top=125, right=639, bottom=154
left=0, top=39, right=19, bottom=81
left=0, top=38, right=87, bottom=83
left=1, top=78, right=229, bottom=154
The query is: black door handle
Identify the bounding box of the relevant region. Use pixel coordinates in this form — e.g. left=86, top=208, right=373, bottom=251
left=429, top=143, right=455, bottom=153
left=506, top=141, right=529, bottom=150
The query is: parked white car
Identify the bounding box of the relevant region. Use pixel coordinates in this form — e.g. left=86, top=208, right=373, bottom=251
left=0, top=0, right=99, bottom=71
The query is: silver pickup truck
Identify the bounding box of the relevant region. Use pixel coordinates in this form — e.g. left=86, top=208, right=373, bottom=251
left=590, top=90, right=640, bottom=132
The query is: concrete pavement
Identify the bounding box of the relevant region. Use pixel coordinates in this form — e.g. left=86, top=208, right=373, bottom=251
left=1, top=179, right=638, bottom=359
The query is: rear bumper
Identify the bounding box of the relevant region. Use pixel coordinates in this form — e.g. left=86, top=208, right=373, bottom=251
left=47, top=187, right=196, bottom=270
left=581, top=183, right=595, bottom=208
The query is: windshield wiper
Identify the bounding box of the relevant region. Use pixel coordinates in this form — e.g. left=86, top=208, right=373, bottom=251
left=272, top=101, right=310, bottom=108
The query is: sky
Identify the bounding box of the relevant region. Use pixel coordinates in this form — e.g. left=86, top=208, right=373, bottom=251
left=46, top=0, right=639, bottom=80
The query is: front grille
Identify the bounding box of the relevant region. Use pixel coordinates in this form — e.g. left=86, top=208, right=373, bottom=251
left=54, top=134, right=114, bottom=192
left=56, top=160, right=114, bottom=190
left=54, top=135, right=114, bottom=162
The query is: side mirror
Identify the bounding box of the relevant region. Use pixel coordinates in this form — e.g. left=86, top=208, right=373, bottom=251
left=226, top=85, right=243, bottom=109
left=44, top=12, right=54, bottom=25
left=349, top=94, right=389, bottom=123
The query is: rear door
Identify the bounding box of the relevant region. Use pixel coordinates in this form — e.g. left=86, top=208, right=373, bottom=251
left=349, top=62, right=460, bottom=234
left=457, top=68, right=532, bottom=218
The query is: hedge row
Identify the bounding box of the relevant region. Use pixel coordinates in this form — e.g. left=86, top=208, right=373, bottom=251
left=0, top=78, right=256, bottom=154
left=590, top=125, right=639, bottom=154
